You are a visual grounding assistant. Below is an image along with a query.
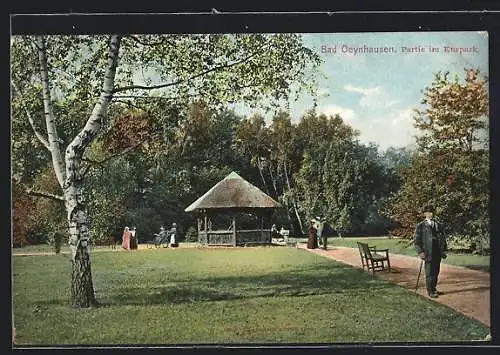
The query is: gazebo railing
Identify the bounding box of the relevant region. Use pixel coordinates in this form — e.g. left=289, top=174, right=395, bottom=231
left=198, top=229, right=271, bottom=246
left=199, top=230, right=233, bottom=245
left=237, top=229, right=271, bottom=245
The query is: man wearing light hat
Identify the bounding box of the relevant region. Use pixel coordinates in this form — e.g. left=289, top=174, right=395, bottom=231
left=313, top=217, right=327, bottom=250
left=414, top=204, right=448, bottom=298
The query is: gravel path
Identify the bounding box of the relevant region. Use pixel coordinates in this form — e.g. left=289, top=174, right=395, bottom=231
left=297, top=244, right=490, bottom=327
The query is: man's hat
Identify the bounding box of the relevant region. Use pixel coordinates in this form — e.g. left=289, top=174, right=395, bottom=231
left=422, top=204, right=435, bottom=213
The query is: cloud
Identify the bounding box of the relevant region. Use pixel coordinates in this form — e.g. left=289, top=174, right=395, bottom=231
left=391, top=108, right=414, bottom=126
left=363, top=107, right=417, bottom=150
left=344, top=84, right=381, bottom=96
left=318, top=104, right=356, bottom=122
left=344, top=84, right=398, bottom=109
left=317, top=87, right=330, bottom=97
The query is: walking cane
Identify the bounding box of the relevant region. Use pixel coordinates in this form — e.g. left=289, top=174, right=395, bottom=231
left=415, top=258, right=424, bottom=292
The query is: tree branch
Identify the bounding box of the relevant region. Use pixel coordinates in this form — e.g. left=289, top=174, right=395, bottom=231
left=84, top=139, right=144, bottom=166
left=25, top=185, right=65, bottom=202
left=11, top=80, right=51, bottom=150
left=80, top=129, right=159, bottom=177
left=113, top=79, right=268, bottom=104
left=113, top=45, right=265, bottom=94
left=112, top=99, right=150, bottom=111
left=124, top=34, right=177, bottom=47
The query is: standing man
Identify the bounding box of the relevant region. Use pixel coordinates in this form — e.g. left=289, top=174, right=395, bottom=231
left=414, top=205, right=448, bottom=298
left=314, top=217, right=327, bottom=250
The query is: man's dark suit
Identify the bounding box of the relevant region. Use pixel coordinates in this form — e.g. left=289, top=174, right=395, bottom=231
left=414, top=219, right=448, bottom=296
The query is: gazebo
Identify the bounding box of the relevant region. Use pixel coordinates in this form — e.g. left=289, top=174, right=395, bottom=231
left=184, top=171, right=280, bottom=246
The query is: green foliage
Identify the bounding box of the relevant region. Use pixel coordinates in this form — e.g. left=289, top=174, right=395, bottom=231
left=19, top=167, right=67, bottom=245
left=51, top=231, right=65, bottom=254
left=294, top=122, right=397, bottom=235
left=184, top=227, right=198, bottom=242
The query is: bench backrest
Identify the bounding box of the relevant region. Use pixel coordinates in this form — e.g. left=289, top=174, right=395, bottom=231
left=358, top=242, right=373, bottom=259
left=356, top=242, right=365, bottom=259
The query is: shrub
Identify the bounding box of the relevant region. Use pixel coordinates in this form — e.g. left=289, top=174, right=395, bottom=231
left=184, top=227, right=198, bottom=242
left=51, top=231, right=65, bottom=254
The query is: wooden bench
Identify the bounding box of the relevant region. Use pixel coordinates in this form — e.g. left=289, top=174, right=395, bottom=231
left=356, top=242, right=391, bottom=274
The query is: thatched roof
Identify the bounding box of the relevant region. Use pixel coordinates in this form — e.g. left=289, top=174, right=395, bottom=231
left=184, top=171, right=280, bottom=211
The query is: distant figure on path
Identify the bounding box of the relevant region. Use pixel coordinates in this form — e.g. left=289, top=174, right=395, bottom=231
left=122, top=226, right=131, bottom=250
left=130, top=226, right=138, bottom=250
left=414, top=204, right=448, bottom=298
left=271, top=224, right=279, bottom=239
left=307, top=219, right=318, bottom=249
left=110, top=230, right=121, bottom=249
left=169, top=222, right=178, bottom=248
left=315, top=217, right=327, bottom=250
left=153, top=225, right=167, bottom=247
left=279, top=226, right=290, bottom=242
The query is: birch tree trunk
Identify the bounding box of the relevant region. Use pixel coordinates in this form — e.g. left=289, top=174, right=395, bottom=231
left=283, top=159, right=304, bottom=234
left=36, top=34, right=122, bottom=308
left=257, top=158, right=270, bottom=196
left=268, top=162, right=278, bottom=197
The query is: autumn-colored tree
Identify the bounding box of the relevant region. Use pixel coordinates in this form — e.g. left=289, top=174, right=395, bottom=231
left=384, top=68, right=489, bottom=252
left=12, top=182, right=35, bottom=247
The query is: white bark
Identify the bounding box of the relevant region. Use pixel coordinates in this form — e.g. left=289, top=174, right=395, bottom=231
left=36, top=36, right=66, bottom=188
left=284, top=159, right=304, bottom=234
left=64, top=34, right=122, bottom=259
left=268, top=162, right=278, bottom=196
left=257, top=158, right=270, bottom=196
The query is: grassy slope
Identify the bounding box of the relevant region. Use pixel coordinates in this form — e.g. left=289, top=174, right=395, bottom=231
left=12, top=247, right=488, bottom=345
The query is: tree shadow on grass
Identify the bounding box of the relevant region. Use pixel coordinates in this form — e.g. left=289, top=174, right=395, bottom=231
left=439, top=286, right=490, bottom=295
left=96, top=262, right=396, bottom=306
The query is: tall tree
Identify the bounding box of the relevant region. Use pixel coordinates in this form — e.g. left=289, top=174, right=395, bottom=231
left=233, top=114, right=271, bottom=194
left=384, top=68, right=489, bottom=251
left=293, top=110, right=359, bottom=224
left=268, top=112, right=304, bottom=232
left=10, top=33, right=321, bottom=307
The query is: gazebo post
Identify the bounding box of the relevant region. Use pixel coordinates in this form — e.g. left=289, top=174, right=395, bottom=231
left=268, top=209, right=273, bottom=243
left=204, top=210, right=208, bottom=244
left=260, top=213, right=264, bottom=242
left=197, top=216, right=202, bottom=243
left=232, top=216, right=236, bottom=246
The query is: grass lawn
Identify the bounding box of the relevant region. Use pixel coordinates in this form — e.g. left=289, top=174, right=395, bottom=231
left=12, top=247, right=489, bottom=345
left=290, top=237, right=490, bottom=272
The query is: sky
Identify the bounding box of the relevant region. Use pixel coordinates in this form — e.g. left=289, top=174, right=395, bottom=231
left=232, top=31, right=489, bottom=151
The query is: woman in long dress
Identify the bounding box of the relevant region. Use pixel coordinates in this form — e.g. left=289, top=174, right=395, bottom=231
left=169, top=223, right=178, bottom=248
left=122, top=226, right=131, bottom=250
left=307, top=220, right=318, bottom=249
left=129, top=227, right=137, bottom=250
